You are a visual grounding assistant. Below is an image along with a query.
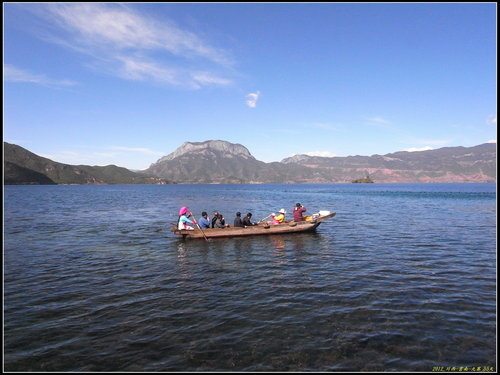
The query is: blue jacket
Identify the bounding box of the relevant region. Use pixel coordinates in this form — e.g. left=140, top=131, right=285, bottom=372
left=198, top=216, right=211, bottom=229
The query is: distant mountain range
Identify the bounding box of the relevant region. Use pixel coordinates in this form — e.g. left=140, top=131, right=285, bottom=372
left=4, top=142, right=169, bottom=185
left=3, top=140, right=496, bottom=185
left=144, top=140, right=496, bottom=183
left=279, top=142, right=497, bottom=183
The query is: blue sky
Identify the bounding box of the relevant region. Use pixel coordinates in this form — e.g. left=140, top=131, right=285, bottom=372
left=4, top=3, right=497, bottom=170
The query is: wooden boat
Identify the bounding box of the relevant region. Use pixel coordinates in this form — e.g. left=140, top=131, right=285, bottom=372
left=171, top=212, right=336, bottom=239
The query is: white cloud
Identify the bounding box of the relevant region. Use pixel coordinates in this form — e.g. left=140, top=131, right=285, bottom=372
left=246, top=91, right=260, bottom=108
left=111, top=55, right=232, bottom=88
left=4, top=64, right=77, bottom=87
left=410, top=139, right=450, bottom=147
left=33, top=3, right=234, bottom=88
left=486, top=139, right=496, bottom=144
left=93, top=152, right=118, bottom=158
left=115, top=56, right=178, bottom=83
left=302, top=151, right=337, bottom=157
left=38, top=150, right=95, bottom=164
left=309, top=122, right=337, bottom=131
left=363, top=116, right=397, bottom=130
left=190, top=71, right=233, bottom=87
left=37, top=146, right=163, bottom=169
left=487, top=115, right=496, bottom=125
left=404, top=146, right=434, bottom=152
left=108, top=146, right=164, bottom=156
left=48, top=3, right=232, bottom=64
left=276, top=128, right=301, bottom=135
left=365, top=116, right=390, bottom=125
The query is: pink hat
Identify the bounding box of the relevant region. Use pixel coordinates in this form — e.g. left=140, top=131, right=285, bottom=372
left=178, top=206, right=189, bottom=215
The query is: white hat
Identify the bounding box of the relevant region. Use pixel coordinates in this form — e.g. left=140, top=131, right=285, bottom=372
left=279, top=209, right=286, bottom=214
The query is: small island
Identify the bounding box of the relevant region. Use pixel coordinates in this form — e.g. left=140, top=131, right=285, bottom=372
left=352, top=175, right=374, bottom=183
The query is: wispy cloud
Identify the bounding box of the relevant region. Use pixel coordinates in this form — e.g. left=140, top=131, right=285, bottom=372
left=38, top=150, right=97, bottom=164
left=284, top=150, right=337, bottom=159
left=365, top=116, right=390, bottom=125
left=37, top=145, right=165, bottom=169
left=246, top=91, right=260, bottom=108
left=276, top=128, right=301, bottom=135
left=31, top=3, right=234, bottom=88
left=404, top=146, right=434, bottom=152
left=487, top=114, right=496, bottom=125
left=113, top=55, right=231, bottom=88
left=108, top=145, right=164, bottom=156
left=402, top=138, right=451, bottom=152
left=302, top=151, right=337, bottom=157
left=362, top=116, right=398, bottom=131
left=309, top=122, right=337, bottom=131
left=417, top=139, right=450, bottom=147
left=4, top=64, right=77, bottom=87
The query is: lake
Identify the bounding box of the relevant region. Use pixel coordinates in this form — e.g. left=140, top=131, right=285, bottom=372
left=3, top=183, right=497, bottom=371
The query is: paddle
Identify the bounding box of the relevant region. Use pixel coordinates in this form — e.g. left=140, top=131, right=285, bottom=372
left=189, top=211, right=209, bottom=241
left=258, top=214, right=273, bottom=223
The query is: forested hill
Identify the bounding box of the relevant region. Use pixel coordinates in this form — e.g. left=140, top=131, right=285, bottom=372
left=4, top=142, right=169, bottom=185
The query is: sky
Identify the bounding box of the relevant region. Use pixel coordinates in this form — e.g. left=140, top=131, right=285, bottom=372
left=3, top=2, right=497, bottom=170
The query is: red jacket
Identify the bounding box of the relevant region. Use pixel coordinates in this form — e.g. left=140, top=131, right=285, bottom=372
left=293, top=206, right=307, bottom=221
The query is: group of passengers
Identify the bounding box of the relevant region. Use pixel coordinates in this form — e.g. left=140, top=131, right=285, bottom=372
left=177, top=203, right=308, bottom=231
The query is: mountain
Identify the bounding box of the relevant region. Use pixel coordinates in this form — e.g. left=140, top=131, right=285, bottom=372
left=3, top=142, right=169, bottom=185
left=281, top=143, right=497, bottom=183
left=145, top=140, right=496, bottom=183
left=4, top=140, right=496, bottom=185
left=144, top=140, right=316, bottom=183
left=4, top=161, right=57, bottom=185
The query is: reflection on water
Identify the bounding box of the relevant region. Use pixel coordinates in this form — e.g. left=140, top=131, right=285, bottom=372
left=4, top=184, right=497, bottom=371
left=271, top=236, right=286, bottom=249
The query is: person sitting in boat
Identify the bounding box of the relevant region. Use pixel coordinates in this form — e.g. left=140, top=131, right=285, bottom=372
left=198, top=212, right=211, bottom=229
left=211, top=212, right=226, bottom=228
left=177, top=207, right=197, bottom=230
left=242, top=212, right=257, bottom=226
left=211, top=212, right=219, bottom=228
left=293, top=203, right=307, bottom=222
left=271, top=209, right=286, bottom=224
left=213, top=213, right=227, bottom=228
left=234, top=212, right=244, bottom=227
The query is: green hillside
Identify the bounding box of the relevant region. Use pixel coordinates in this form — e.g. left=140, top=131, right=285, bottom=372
left=3, top=142, right=169, bottom=185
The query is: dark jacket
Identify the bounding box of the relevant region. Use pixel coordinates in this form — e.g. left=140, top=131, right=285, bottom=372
left=234, top=217, right=244, bottom=227
left=242, top=216, right=255, bottom=226
left=214, top=218, right=225, bottom=228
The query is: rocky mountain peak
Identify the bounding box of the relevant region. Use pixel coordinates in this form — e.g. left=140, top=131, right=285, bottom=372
left=157, top=140, right=254, bottom=162
left=281, top=154, right=315, bottom=164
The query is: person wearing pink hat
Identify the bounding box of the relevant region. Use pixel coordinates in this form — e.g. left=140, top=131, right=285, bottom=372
left=177, top=207, right=197, bottom=230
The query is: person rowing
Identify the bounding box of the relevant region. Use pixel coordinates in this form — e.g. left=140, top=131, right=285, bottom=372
left=177, top=206, right=197, bottom=230
left=271, top=209, right=286, bottom=225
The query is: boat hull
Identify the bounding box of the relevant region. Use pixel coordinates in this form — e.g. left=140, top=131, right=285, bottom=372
left=171, top=212, right=336, bottom=239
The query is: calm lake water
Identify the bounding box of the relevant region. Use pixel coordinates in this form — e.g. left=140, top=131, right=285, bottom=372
left=4, top=183, right=497, bottom=372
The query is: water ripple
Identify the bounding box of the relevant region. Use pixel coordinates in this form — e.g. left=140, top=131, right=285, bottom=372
left=4, top=184, right=496, bottom=371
